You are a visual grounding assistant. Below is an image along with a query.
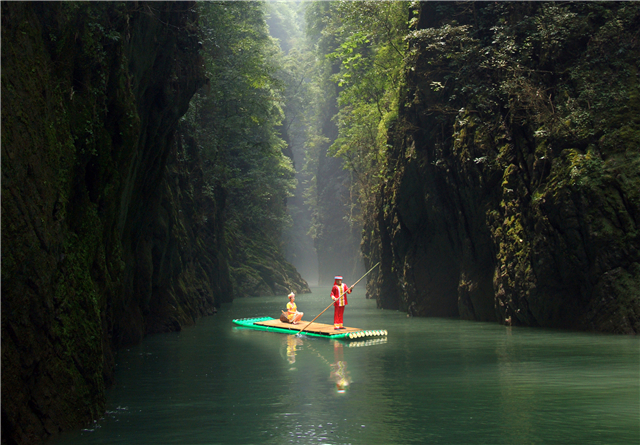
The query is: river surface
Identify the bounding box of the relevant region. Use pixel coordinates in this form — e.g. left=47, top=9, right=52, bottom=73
left=52, top=287, right=639, bottom=445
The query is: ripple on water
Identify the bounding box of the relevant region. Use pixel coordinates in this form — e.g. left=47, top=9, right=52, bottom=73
left=50, top=289, right=640, bottom=445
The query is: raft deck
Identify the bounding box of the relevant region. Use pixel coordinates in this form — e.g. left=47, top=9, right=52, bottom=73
left=233, top=317, right=387, bottom=340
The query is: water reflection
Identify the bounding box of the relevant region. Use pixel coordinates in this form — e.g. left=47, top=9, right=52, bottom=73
left=284, top=336, right=354, bottom=394
left=329, top=342, right=351, bottom=393
left=342, top=337, right=388, bottom=348
left=50, top=289, right=639, bottom=445
left=284, top=335, right=303, bottom=366
left=495, top=326, right=538, bottom=441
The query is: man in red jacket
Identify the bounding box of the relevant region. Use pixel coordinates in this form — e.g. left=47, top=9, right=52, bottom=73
left=331, top=276, right=351, bottom=329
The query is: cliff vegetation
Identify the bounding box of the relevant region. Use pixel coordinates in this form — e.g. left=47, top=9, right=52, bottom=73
left=1, top=2, right=307, bottom=444
left=354, top=2, right=639, bottom=333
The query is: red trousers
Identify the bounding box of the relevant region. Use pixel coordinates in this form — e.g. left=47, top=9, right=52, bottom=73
left=334, top=305, right=345, bottom=328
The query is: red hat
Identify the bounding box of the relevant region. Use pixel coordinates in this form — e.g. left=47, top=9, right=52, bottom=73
left=334, top=276, right=343, bottom=285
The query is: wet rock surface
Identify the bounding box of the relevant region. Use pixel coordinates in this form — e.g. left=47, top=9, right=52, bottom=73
left=1, top=2, right=218, bottom=443
left=363, top=2, right=639, bottom=334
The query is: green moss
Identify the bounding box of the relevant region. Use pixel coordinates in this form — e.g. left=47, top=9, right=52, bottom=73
left=52, top=205, right=105, bottom=374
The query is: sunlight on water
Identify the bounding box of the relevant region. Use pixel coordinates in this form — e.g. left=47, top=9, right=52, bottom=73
left=52, top=287, right=639, bottom=445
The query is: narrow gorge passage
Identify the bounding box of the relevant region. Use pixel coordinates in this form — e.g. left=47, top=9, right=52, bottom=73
left=2, top=2, right=639, bottom=444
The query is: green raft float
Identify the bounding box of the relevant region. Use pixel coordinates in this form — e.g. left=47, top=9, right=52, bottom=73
left=233, top=317, right=388, bottom=340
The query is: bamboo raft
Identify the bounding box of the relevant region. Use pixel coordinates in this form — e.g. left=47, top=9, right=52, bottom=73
left=232, top=317, right=388, bottom=340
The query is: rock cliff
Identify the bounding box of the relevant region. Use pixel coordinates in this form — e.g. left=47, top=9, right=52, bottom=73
left=312, top=65, right=365, bottom=285
left=363, top=2, right=639, bottom=333
left=1, top=2, right=231, bottom=444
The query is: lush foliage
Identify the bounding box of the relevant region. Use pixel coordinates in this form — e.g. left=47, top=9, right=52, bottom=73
left=306, top=1, right=410, bottom=220
left=407, top=2, right=640, bottom=155
left=183, top=2, right=296, bottom=289
left=265, top=1, right=321, bottom=281
left=365, top=1, right=639, bottom=329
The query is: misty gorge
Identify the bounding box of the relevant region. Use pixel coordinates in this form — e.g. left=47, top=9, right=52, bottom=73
left=1, top=2, right=639, bottom=444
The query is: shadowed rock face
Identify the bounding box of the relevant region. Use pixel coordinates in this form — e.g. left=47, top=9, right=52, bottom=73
left=363, top=2, right=639, bottom=334
left=1, top=2, right=228, bottom=443
left=310, top=59, right=365, bottom=287
left=1, top=2, right=309, bottom=442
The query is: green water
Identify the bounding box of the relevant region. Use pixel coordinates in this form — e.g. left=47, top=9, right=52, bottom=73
left=52, top=287, right=639, bottom=445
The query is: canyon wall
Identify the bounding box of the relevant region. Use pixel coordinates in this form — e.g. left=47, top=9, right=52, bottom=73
left=364, top=2, right=639, bottom=333
left=1, top=3, right=230, bottom=444
left=312, top=64, right=365, bottom=286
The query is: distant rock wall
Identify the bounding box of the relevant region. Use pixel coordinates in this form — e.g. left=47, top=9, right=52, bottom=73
left=312, top=66, right=365, bottom=286
left=230, top=237, right=311, bottom=297
left=363, top=2, right=639, bottom=333
left=143, top=125, right=233, bottom=335
left=228, top=125, right=311, bottom=297
left=1, top=2, right=231, bottom=444
left=315, top=137, right=365, bottom=286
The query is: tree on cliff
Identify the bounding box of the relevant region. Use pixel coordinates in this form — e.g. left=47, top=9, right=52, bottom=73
left=182, top=1, right=309, bottom=296
left=1, top=2, right=212, bottom=443
left=362, top=1, right=640, bottom=332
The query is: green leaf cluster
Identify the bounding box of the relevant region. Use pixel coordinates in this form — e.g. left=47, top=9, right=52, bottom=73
left=184, top=2, right=296, bottom=245
left=306, top=0, right=410, bottom=217
left=407, top=1, right=640, bottom=157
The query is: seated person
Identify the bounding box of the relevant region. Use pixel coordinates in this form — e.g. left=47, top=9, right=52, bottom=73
left=286, top=292, right=303, bottom=324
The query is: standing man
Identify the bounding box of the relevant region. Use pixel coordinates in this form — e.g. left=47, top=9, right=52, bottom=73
left=331, top=276, right=351, bottom=330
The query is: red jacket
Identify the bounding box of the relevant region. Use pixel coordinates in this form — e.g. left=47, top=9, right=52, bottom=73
left=331, top=283, right=350, bottom=307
